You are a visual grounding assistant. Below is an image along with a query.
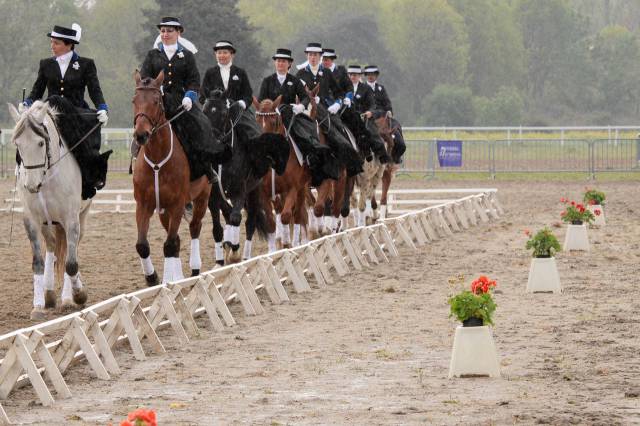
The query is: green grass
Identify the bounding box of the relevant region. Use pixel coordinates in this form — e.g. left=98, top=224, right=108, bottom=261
left=394, top=170, right=640, bottom=181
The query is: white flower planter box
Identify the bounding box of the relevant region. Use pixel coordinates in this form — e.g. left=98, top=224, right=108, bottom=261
left=526, top=257, right=562, bottom=293
left=563, top=224, right=590, bottom=251
left=448, top=325, right=500, bottom=378
left=588, top=205, right=605, bottom=227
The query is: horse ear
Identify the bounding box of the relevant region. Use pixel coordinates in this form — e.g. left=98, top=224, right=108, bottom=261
left=273, top=95, right=283, bottom=109
left=155, top=70, right=165, bottom=86
left=252, top=96, right=260, bottom=110
left=7, top=103, right=20, bottom=123
left=134, top=69, right=141, bottom=85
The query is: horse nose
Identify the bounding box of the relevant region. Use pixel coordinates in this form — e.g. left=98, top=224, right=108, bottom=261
left=135, top=131, right=149, bottom=145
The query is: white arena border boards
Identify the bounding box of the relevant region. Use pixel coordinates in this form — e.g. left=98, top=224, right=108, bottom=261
left=2, top=188, right=500, bottom=215
left=0, top=189, right=502, bottom=424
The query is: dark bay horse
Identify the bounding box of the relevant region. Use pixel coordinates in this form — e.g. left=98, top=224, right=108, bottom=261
left=202, top=89, right=289, bottom=264
left=254, top=96, right=312, bottom=250
left=132, top=70, right=211, bottom=285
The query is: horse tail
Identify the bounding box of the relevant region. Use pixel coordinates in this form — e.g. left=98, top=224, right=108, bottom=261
left=54, top=225, right=67, bottom=283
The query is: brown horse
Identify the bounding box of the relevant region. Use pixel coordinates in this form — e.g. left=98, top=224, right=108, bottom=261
left=355, top=116, right=396, bottom=226
left=132, top=70, right=211, bottom=285
left=253, top=96, right=311, bottom=251
left=306, top=88, right=351, bottom=238
left=375, top=117, right=400, bottom=220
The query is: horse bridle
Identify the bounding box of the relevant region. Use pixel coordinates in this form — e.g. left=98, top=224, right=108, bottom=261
left=133, top=86, right=166, bottom=134
left=16, top=114, right=54, bottom=173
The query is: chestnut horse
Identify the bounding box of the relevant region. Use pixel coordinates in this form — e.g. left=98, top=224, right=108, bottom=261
left=132, top=70, right=211, bottom=285
left=253, top=96, right=311, bottom=251
left=306, top=88, right=352, bottom=237
left=355, top=116, right=395, bottom=226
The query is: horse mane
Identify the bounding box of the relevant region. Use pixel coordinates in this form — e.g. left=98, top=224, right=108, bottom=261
left=46, top=95, right=96, bottom=147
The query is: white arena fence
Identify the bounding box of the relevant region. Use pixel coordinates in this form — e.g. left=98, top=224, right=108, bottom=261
left=0, top=189, right=503, bottom=424
left=2, top=188, right=498, bottom=216
left=2, top=127, right=640, bottom=178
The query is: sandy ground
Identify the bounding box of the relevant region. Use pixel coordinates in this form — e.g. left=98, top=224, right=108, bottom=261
left=0, top=177, right=639, bottom=425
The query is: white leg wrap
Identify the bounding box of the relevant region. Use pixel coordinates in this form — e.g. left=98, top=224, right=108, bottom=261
left=341, top=216, right=349, bottom=231
left=293, top=224, right=301, bottom=247
left=162, top=257, right=173, bottom=284
left=242, top=240, right=253, bottom=260
left=62, top=273, right=73, bottom=302
left=231, top=226, right=241, bottom=245
left=190, top=239, right=201, bottom=271
left=223, top=224, right=231, bottom=243
left=140, top=256, right=155, bottom=276
left=380, top=205, right=387, bottom=219
left=275, top=214, right=283, bottom=239
left=267, top=233, right=277, bottom=253
left=173, top=257, right=184, bottom=281
left=357, top=210, right=366, bottom=227
left=323, top=216, right=333, bottom=230
left=301, top=226, right=309, bottom=244
left=33, top=274, right=45, bottom=308
left=365, top=200, right=373, bottom=217
left=215, top=242, right=224, bottom=262
left=308, top=210, right=317, bottom=232
left=281, top=222, right=291, bottom=245
left=44, top=251, right=56, bottom=290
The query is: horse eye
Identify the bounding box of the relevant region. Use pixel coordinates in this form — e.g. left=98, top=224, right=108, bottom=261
left=38, top=141, right=44, bottom=147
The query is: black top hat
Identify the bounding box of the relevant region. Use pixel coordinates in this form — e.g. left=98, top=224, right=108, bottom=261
left=304, top=42, right=323, bottom=53
left=364, top=65, right=380, bottom=74
left=272, top=48, right=293, bottom=61
left=347, top=65, right=362, bottom=74
left=47, top=25, right=80, bottom=44
left=157, top=17, right=183, bottom=30
left=322, top=48, right=337, bottom=59
left=214, top=40, right=236, bottom=53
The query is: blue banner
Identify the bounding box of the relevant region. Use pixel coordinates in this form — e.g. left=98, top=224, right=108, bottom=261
left=437, top=140, right=462, bottom=167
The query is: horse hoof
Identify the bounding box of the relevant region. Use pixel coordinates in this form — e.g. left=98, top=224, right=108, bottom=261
left=30, top=307, right=47, bottom=321
left=191, top=269, right=200, bottom=277
left=282, top=243, right=291, bottom=249
left=276, top=239, right=283, bottom=250
left=60, top=299, right=76, bottom=313
left=44, top=290, right=57, bottom=309
left=73, top=289, right=87, bottom=306
left=145, top=271, right=159, bottom=287
left=308, top=230, right=319, bottom=240
left=216, top=260, right=224, bottom=266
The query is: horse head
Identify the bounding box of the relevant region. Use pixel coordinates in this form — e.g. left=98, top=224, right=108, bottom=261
left=303, top=84, right=320, bottom=120
left=133, top=70, right=165, bottom=146
left=202, top=88, right=229, bottom=134
left=9, top=101, right=58, bottom=193
left=253, top=95, right=283, bottom=133
left=374, top=116, right=395, bottom=153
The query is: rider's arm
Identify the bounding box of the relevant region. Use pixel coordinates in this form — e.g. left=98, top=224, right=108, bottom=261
left=85, top=59, right=107, bottom=111
left=294, top=77, right=310, bottom=107
left=26, top=59, right=48, bottom=105
left=199, top=68, right=213, bottom=104
left=380, top=85, right=393, bottom=113
left=238, top=68, right=253, bottom=107
left=183, top=52, right=200, bottom=103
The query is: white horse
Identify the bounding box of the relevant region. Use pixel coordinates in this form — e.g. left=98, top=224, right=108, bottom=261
left=9, top=101, right=90, bottom=320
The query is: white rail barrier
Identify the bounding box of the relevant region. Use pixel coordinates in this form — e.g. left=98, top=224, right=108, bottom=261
left=0, top=189, right=502, bottom=424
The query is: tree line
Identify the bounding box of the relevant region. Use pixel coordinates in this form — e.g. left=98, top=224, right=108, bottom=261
left=1, top=0, right=640, bottom=128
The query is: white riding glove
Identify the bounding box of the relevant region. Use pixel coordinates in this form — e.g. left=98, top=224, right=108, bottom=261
left=181, top=96, right=193, bottom=111
left=328, top=102, right=341, bottom=114
left=386, top=110, right=393, bottom=118
left=238, top=100, right=247, bottom=110
left=314, top=96, right=320, bottom=105
left=343, top=97, right=352, bottom=107
left=292, top=103, right=305, bottom=115
left=18, top=102, right=27, bottom=113
left=96, top=109, right=108, bottom=125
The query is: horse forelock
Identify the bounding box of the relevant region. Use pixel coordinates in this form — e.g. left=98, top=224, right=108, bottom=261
left=13, top=102, right=51, bottom=141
